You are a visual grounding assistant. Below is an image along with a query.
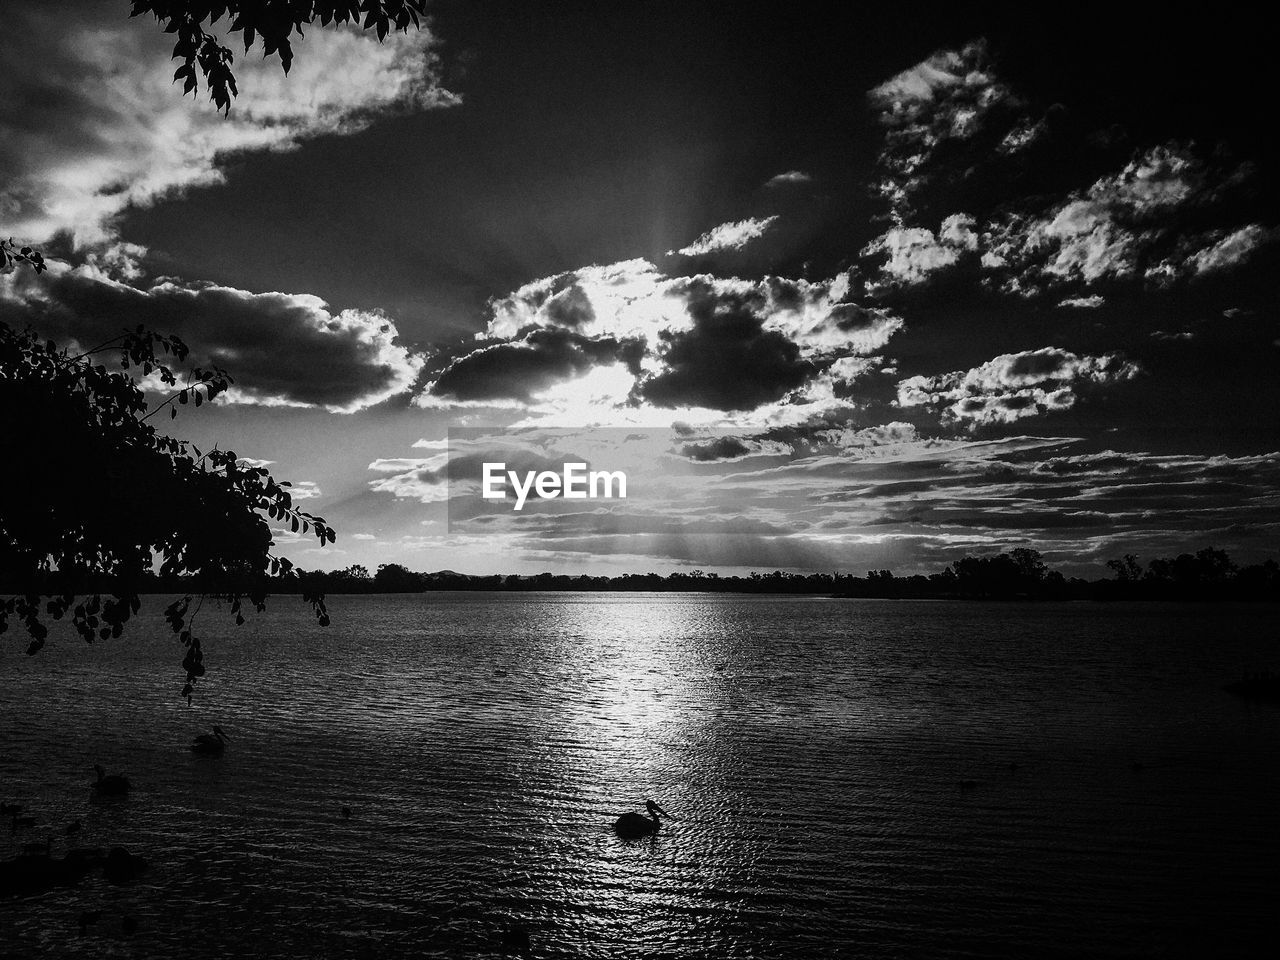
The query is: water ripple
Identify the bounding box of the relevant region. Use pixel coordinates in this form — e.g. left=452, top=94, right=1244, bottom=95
left=2, top=595, right=1278, bottom=957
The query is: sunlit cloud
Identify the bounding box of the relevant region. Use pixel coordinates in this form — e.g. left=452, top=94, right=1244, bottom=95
left=418, top=258, right=900, bottom=425
left=0, top=3, right=459, bottom=246
left=764, top=170, right=813, bottom=188
left=668, top=215, right=780, bottom=257
left=897, top=347, right=1139, bottom=427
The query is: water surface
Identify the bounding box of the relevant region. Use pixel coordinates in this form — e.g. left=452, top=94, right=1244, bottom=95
left=2, top=595, right=1278, bottom=958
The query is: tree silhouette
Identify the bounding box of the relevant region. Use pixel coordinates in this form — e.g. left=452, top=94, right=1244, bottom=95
left=1, top=240, right=332, bottom=698
left=0, top=3, right=410, bottom=692
left=1106, top=554, right=1142, bottom=582
left=129, top=1, right=430, bottom=114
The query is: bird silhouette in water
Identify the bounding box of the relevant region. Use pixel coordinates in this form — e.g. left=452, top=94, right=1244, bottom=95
left=91, top=765, right=130, bottom=798
left=191, top=725, right=229, bottom=756
left=613, top=799, right=669, bottom=839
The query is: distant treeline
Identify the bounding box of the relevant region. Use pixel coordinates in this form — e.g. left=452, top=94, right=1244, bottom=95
left=8, top=548, right=1276, bottom=602
left=281, top=547, right=1278, bottom=601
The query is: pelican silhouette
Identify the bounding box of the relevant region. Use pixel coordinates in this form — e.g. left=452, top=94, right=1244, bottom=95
left=613, top=799, right=669, bottom=839
left=91, top=765, right=130, bottom=798
left=191, top=725, right=229, bottom=756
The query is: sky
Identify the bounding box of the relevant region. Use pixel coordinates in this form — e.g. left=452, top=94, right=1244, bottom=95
left=1, top=1, right=1277, bottom=577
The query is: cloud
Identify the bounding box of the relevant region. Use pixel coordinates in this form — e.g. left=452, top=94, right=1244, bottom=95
left=867, top=39, right=1022, bottom=215
left=675, top=435, right=795, bottom=462
left=982, top=144, right=1219, bottom=292
left=997, top=117, right=1048, bottom=155
left=1149, top=223, right=1280, bottom=282
left=427, top=328, right=642, bottom=403
left=1187, top=225, right=1280, bottom=275
left=484, top=259, right=675, bottom=342
left=361, top=421, right=1280, bottom=574
left=290, top=481, right=323, bottom=499
left=868, top=39, right=1008, bottom=138
left=367, top=454, right=450, bottom=503
left=0, top=2, right=458, bottom=246
left=866, top=139, right=1269, bottom=296
left=0, top=260, right=423, bottom=412
left=863, top=41, right=1271, bottom=297
left=1058, top=295, right=1105, bottom=309
left=417, top=258, right=902, bottom=421
left=764, top=170, right=813, bottom=188
left=638, top=280, right=814, bottom=411
left=897, top=347, right=1139, bottom=427
left=862, top=213, right=978, bottom=288
left=669, top=216, right=780, bottom=257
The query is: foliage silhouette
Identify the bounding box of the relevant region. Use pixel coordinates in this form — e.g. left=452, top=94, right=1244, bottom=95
left=129, top=0, right=430, bottom=114
left=286, top=548, right=1279, bottom=601
left=1, top=240, right=333, bottom=698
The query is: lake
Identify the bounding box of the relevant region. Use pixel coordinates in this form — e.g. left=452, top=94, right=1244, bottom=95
left=1, top=594, right=1278, bottom=958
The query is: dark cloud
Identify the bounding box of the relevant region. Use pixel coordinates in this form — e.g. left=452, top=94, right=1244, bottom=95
left=0, top=264, right=422, bottom=411
left=638, top=281, right=815, bottom=411
left=542, top=283, right=596, bottom=329
left=675, top=435, right=793, bottom=462
left=428, top=328, right=642, bottom=402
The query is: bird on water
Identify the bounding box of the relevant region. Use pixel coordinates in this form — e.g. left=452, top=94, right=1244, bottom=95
left=91, top=765, right=130, bottom=798
left=191, top=725, right=229, bottom=756
left=613, top=799, right=669, bottom=839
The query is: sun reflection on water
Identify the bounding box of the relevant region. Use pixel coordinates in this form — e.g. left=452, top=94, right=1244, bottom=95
left=512, top=595, right=772, bottom=953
